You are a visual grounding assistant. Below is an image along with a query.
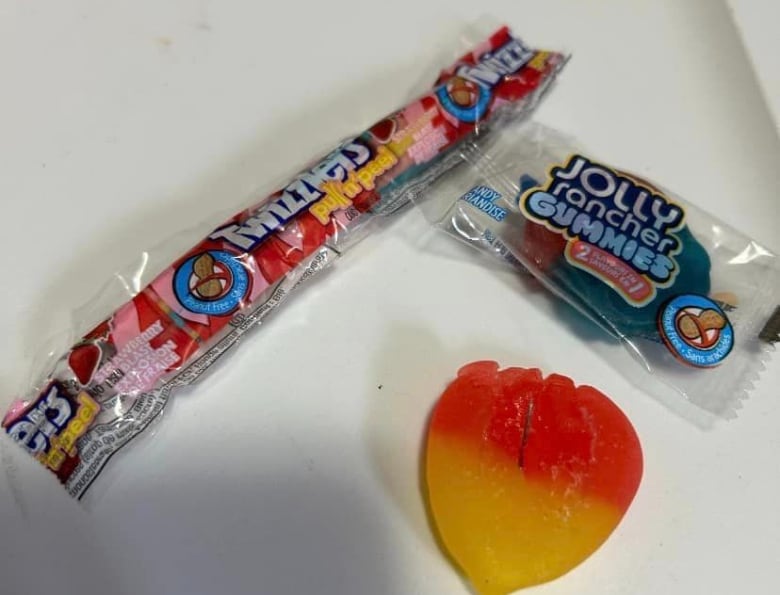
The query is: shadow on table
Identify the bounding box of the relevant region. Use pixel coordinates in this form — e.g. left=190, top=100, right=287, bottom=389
left=115, top=468, right=398, bottom=595
left=3, top=446, right=399, bottom=595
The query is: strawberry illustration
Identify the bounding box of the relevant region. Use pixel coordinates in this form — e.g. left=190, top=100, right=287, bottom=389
left=68, top=343, right=102, bottom=385
left=368, top=117, right=396, bottom=144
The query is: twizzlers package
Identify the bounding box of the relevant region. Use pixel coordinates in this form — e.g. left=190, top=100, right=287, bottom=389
left=416, top=122, right=780, bottom=418
left=1, top=27, right=567, bottom=498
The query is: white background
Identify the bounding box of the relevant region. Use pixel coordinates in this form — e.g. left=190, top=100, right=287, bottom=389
left=1, top=1, right=778, bottom=594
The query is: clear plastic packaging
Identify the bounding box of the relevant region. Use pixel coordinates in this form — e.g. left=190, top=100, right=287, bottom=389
left=416, top=122, right=779, bottom=417
left=1, top=27, right=567, bottom=498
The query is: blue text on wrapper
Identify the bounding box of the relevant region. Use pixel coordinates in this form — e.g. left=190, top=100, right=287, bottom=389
left=520, top=155, right=687, bottom=304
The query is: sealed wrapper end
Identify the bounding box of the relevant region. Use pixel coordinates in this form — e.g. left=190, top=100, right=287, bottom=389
left=1, top=27, right=567, bottom=498
left=417, top=122, right=779, bottom=417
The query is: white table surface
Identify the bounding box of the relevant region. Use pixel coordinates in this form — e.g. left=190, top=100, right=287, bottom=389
left=1, top=1, right=778, bottom=594
left=727, top=0, right=780, bottom=128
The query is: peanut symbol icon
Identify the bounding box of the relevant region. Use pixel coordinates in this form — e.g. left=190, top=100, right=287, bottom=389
left=191, top=253, right=230, bottom=300
left=676, top=308, right=726, bottom=349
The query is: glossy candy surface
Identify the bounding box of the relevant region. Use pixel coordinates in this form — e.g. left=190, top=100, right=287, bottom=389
left=425, top=362, right=643, bottom=594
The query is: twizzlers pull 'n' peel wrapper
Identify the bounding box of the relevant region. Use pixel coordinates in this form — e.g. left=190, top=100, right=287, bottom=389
left=417, top=122, right=780, bottom=418
left=1, top=27, right=567, bottom=498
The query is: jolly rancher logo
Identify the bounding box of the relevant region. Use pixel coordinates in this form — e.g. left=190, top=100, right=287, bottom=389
left=519, top=155, right=685, bottom=306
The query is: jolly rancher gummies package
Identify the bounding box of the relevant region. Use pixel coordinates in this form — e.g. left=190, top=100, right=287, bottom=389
left=1, top=27, right=567, bottom=498
left=416, top=121, right=780, bottom=418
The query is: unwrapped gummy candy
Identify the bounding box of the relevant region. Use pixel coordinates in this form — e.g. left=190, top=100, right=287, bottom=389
left=425, top=361, right=643, bottom=594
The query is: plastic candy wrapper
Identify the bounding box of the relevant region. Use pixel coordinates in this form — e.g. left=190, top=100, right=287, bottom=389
left=416, top=122, right=780, bottom=418
left=1, top=27, right=567, bottom=498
